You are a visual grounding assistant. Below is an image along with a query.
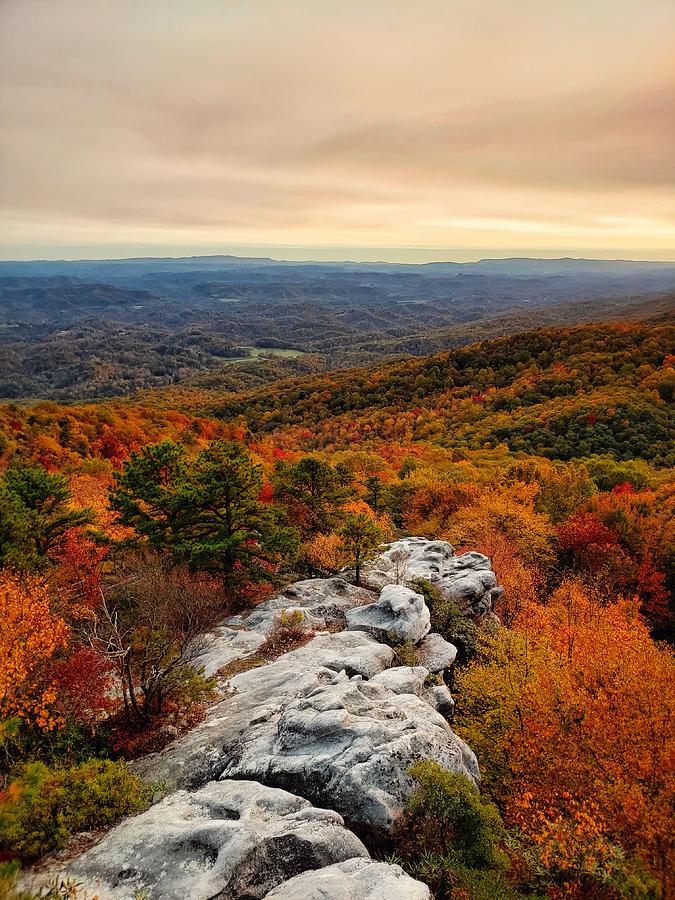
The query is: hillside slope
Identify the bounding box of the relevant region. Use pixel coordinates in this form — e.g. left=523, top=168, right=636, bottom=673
left=217, top=322, right=675, bottom=464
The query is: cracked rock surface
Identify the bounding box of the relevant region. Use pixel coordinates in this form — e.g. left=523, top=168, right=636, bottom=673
left=64, top=780, right=369, bottom=900
left=34, top=539, right=499, bottom=899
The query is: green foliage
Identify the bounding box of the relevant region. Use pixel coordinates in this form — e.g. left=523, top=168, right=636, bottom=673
left=584, top=454, right=657, bottom=492
left=391, top=761, right=520, bottom=898
left=387, top=853, right=540, bottom=900
left=273, top=455, right=353, bottom=536
left=406, top=760, right=505, bottom=869
left=221, top=323, right=674, bottom=465
left=0, top=465, right=93, bottom=571
left=391, top=638, right=419, bottom=666
left=339, top=512, right=383, bottom=585
left=0, top=759, right=153, bottom=861
left=110, top=440, right=299, bottom=593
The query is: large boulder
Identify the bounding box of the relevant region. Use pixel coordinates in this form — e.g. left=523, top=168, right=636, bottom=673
left=365, top=538, right=503, bottom=617
left=241, top=577, right=377, bottom=633
left=131, top=631, right=395, bottom=792
left=345, top=584, right=431, bottom=644
left=265, top=857, right=432, bottom=899
left=219, top=669, right=479, bottom=831
left=62, top=780, right=368, bottom=900
left=416, top=632, right=458, bottom=672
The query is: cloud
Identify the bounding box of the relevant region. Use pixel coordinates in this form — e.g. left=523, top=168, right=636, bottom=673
left=1, top=0, right=674, bottom=258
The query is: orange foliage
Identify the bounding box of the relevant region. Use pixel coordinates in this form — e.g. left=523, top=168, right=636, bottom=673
left=459, top=582, right=675, bottom=893
left=0, top=573, right=69, bottom=730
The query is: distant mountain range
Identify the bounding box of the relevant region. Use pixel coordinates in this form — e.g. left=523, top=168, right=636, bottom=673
left=0, top=255, right=672, bottom=402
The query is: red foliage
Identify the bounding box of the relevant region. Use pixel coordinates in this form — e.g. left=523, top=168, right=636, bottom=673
left=258, top=482, right=273, bottom=503
left=557, top=512, right=624, bottom=575
left=52, top=646, right=115, bottom=724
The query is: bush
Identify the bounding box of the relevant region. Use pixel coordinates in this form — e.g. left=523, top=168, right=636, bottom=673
left=392, top=761, right=519, bottom=899
left=259, top=609, right=311, bottom=658
left=406, top=760, right=505, bottom=869
left=0, top=759, right=154, bottom=860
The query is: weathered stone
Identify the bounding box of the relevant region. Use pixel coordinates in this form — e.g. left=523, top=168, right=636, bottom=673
left=62, top=780, right=368, bottom=900
left=243, top=577, right=377, bottom=633
left=131, top=631, right=395, bottom=792
left=345, top=583, right=431, bottom=644
left=429, top=683, right=455, bottom=717
left=365, top=538, right=503, bottom=616
left=416, top=632, right=458, bottom=672
left=219, top=670, right=479, bottom=831
left=265, top=857, right=432, bottom=900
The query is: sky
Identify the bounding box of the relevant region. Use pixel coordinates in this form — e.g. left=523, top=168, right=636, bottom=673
left=1, top=0, right=674, bottom=262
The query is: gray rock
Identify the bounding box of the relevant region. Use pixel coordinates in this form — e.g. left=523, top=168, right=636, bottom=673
left=365, top=538, right=503, bottom=616
left=199, top=626, right=267, bottom=678
left=369, top=665, right=429, bottom=697
left=416, top=632, right=458, bottom=672
left=369, top=667, right=455, bottom=718
left=265, top=857, right=432, bottom=899
left=63, top=780, right=368, bottom=900
left=430, top=683, right=455, bottom=717
left=131, top=631, right=395, bottom=792
left=345, top=584, right=431, bottom=644
left=220, top=670, right=479, bottom=831
left=245, top=577, right=377, bottom=632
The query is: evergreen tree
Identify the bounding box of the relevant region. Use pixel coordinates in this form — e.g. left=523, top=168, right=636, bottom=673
left=273, top=455, right=353, bottom=537
left=0, top=465, right=93, bottom=571
left=339, top=512, right=383, bottom=586
left=111, top=440, right=298, bottom=595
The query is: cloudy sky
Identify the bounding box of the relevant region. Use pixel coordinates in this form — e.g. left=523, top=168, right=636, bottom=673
left=1, top=0, right=674, bottom=261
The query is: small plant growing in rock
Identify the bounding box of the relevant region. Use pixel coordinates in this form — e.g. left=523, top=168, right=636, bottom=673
left=260, top=609, right=312, bottom=658
left=390, top=637, right=419, bottom=667
left=389, top=547, right=411, bottom=585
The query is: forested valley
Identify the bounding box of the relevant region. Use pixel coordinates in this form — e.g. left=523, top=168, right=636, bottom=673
left=0, top=316, right=673, bottom=900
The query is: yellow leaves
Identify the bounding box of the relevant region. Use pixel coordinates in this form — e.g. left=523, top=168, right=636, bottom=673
left=302, top=532, right=348, bottom=575
left=0, top=573, right=69, bottom=730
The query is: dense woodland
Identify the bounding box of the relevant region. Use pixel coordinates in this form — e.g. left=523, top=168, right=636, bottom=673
left=0, top=318, right=673, bottom=899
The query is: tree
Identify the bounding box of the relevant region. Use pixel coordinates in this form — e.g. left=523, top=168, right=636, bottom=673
left=364, top=475, right=384, bottom=512
left=455, top=582, right=675, bottom=896
left=273, top=455, right=353, bottom=537
left=339, top=512, right=383, bottom=585
left=85, top=552, right=221, bottom=722
left=0, top=465, right=93, bottom=572
left=110, top=440, right=298, bottom=596
left=0, top=574, right=69, bottom=731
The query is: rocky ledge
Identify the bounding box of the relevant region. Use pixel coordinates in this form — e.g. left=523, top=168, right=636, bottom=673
left=38, top=539, right=499, bottom=899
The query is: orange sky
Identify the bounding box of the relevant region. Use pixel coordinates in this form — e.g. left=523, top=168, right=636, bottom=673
left=1, top=0, right=674, bottom=261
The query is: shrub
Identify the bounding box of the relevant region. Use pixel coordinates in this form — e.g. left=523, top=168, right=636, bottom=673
left=405, top=760, right=505, bottom=869
left=259, top=609, right=311, bottom=658
left=0, top=759, right=154, bottom=860
left=391, top=761, right=518, bottom=899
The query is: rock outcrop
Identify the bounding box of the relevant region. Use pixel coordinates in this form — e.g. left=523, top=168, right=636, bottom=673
left=67, top=780, right=368, bottom=900
left=345, top=583, right=431, bottom=643
left=265, top=857, right=432, bottom=899
left=364, top=537, right=503, bottom=616
left=39, top=539, right=500, bottom=899
left=219, top=668, right=478, bottom=831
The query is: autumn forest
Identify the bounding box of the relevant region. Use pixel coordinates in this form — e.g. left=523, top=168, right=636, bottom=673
left=0, top=309, right=672, bottom=899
